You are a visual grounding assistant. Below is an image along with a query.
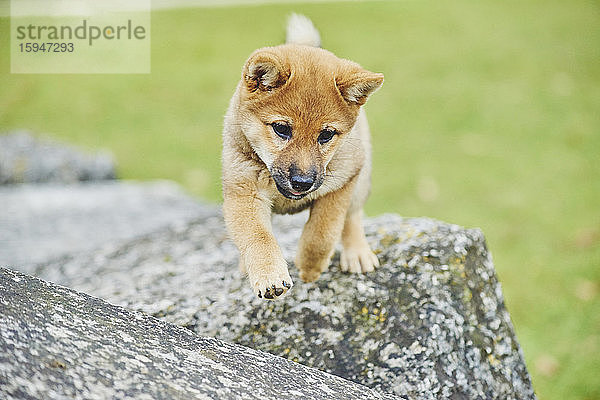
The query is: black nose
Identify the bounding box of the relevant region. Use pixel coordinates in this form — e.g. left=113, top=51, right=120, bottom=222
left=290, top=173, right=314, bottom=192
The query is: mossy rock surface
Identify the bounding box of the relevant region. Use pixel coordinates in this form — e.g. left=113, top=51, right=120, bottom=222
left=32, top=206, right=536, bottom=399
left=0, top=268, right=391, bottom=399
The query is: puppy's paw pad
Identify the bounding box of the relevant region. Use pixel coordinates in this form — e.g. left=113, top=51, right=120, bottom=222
left=250, top=266, right=293, bottom=301
left=257, top=281, right=293, bottom=300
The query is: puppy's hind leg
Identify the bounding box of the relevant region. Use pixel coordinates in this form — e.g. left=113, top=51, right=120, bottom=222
left=340, top=209, right=379, bottom=273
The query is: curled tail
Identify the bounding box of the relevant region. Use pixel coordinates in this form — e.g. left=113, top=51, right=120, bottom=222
left=286, top=13, right=321, bottom=47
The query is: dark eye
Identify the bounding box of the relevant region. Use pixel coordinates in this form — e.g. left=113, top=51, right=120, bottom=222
left=318, top=129, right=337, bottom=144
left=272, top=122, right=292, bottom=140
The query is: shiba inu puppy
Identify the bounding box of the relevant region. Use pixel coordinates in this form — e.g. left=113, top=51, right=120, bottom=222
left=222, top=14, right=383, bottom=300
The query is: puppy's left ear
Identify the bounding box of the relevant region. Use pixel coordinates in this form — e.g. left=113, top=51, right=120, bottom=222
left=336, top=65, right=384, bottom=106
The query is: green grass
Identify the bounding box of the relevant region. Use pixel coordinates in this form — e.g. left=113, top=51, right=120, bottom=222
left=1, top=1, right=599, bottom=398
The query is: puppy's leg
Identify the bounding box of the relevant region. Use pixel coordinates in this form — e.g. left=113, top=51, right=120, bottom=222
left=295, top=179, right=356, bottom=282
left=339, top=137, right=379, bottom=274
left=223, top=191, right=292, bottom=300
left=340, top=209, right=379, bottom=273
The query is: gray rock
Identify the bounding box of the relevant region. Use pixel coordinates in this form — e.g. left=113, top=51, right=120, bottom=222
left=0, top=267, right=392, bottom=400
left=0, top=181, right=209, bottom=269
left=35, top=207, right=536, bottom=399
left=0, top=131, right=115, bottom=184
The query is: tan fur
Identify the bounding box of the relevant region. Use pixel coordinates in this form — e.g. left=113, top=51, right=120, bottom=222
left=222, top=28, right=383, bottom=300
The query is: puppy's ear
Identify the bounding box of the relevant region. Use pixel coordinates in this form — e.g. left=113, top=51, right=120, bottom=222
left=243, top=50, right=290, bottom=92
left=336, top=65, right=384, bottom=106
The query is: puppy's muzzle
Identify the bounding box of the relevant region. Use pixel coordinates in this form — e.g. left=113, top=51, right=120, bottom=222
left=272, top=165, right=320, bottom=200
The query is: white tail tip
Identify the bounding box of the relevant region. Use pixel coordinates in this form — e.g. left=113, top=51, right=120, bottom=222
left=286, top=13, right=321, bottom=47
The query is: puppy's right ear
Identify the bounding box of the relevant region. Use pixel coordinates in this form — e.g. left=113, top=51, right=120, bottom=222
left=243, top=50, right=290, bottom=92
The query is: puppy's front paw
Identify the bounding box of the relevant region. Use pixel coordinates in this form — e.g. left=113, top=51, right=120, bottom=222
left=247, top=262, right=293, bottom=300
left=340, top=242, right=380, bottom=274
left=296, top=252, right=330, bottom=283
left=299, top=268, right=321, bottom=283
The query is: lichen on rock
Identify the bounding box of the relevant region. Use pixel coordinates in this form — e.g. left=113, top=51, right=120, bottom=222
left=32, top=207, right=536, bottom=399
left=0, top=268, right=392, bottom=400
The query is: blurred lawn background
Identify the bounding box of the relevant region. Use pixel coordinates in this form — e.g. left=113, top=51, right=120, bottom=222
left=0, top=0, right=598, bottom=398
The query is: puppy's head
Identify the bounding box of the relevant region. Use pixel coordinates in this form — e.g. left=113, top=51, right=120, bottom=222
left=238, top=45, right=383, bottom=200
